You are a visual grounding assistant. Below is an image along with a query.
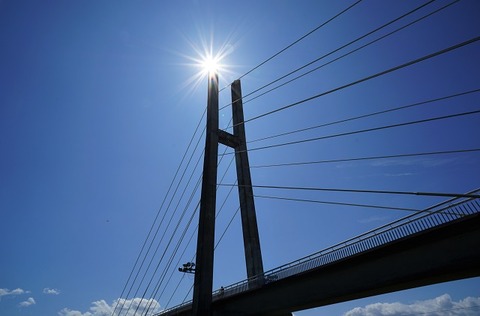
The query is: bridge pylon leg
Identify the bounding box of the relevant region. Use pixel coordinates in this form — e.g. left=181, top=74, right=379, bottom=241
left=231, top=79, right=265, bottom=283
left=192, top=72, right=219, bottom=316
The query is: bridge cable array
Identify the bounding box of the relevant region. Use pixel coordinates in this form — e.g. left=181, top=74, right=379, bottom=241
left=248, top=88, right=480, bottom=144
left=219, top=0, right=364, bottom=92
left=250, top=148, right=480, bottom=169
left=111, top=108, right=207, bottom=316
left=240, top=110, right=480, bottom=154
left=254, top=194, right=420, bottom=212
left=219, top=0, right=458, bottom=112
left=238, top=35, right=480, bottom=126
left=217, top=184, right=480, bottom=200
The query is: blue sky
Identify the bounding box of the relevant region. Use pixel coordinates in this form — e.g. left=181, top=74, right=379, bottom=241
left=1, top=1, right=479, bottom=315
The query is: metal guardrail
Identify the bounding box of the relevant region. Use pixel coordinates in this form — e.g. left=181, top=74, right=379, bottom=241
left=156, top=190, right=480, bottom=315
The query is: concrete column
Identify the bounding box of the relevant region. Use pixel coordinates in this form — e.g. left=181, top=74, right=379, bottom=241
left=192, top=73, right=219, bottom=316
left=231, top=79, right=265, bottom=282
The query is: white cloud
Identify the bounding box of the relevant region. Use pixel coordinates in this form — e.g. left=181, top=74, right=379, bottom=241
left=0, top=288, right=27, bottom=298
left=344, top=294, right=480, bottom=316
left=44, top=288, right=61, bottom=295
left=19, top=297, right=36, bottom=307
left=58, top=297, right=161, bottom=316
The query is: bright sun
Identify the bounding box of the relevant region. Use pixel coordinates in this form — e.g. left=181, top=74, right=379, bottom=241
left=201, top=56, right=220, bottom=75
left=181, top=35, right=236, bottom=94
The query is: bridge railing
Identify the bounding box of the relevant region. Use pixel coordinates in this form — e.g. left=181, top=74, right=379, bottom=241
left=261, top=194, right=480, bottom=284
left=157, top=190, right=479, bottom=315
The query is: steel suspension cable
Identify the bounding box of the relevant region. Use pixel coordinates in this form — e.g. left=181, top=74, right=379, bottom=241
left=215, top=207, right=241, bottom=251
left=142, top=197, right=201, bottom=316
left=163, top=204, right=240, bottom=313
left=238, top=36, right=480, bottom=126
left=133, top=173, right=203, bottom=316
left=254, top=194, right=420, bottom=212
left=136, top=141, right=229, bottom=315
left=160, top=194, right=238, bottom=312
left=149, top=149, right=236, bottom=311
left=250, top=148, right=480, bottom=169
left=161, top=184, right=237, bottom=310
left=121, top=144, right=205, bottom=316
left=112, top=109, right=206, bottom=316
left=116, top=147, right=205, bottom=316
left=242, top=0, right=459, bottom=108
left=249, top=88, right=480, bottom=144
left=120, top=108, right=209, bottom=315
left=217, top=184, right=480, bottom=199
left=239, top=110, right=480, bottom=154
left=220, top=0, right=444, bottom=111
left=151, top=154, right=237, bottom=311
left=219, top=0, right=363, bottom=92
left=162, top=202, right=199, bottom=310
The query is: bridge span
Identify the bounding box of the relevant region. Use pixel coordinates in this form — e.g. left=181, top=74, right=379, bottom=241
left=157, top=192, right=480, bottom=316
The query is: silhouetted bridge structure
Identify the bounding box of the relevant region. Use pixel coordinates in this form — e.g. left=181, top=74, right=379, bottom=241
left=156, top=191, right=480, bottom=316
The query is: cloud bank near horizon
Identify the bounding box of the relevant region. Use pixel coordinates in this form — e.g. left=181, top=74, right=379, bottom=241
left=344, top=294, right=480, bottom=316
left=59, top=297, right=161, bottom=316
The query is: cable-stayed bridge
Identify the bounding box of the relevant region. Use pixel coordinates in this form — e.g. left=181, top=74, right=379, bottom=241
left=110, top=1, right=480, bottom=315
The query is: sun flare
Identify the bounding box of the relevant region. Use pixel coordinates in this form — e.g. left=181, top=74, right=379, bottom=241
left=179, top=32, right=237, bottom=97
left=201, top=55, right=221, bottom=76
